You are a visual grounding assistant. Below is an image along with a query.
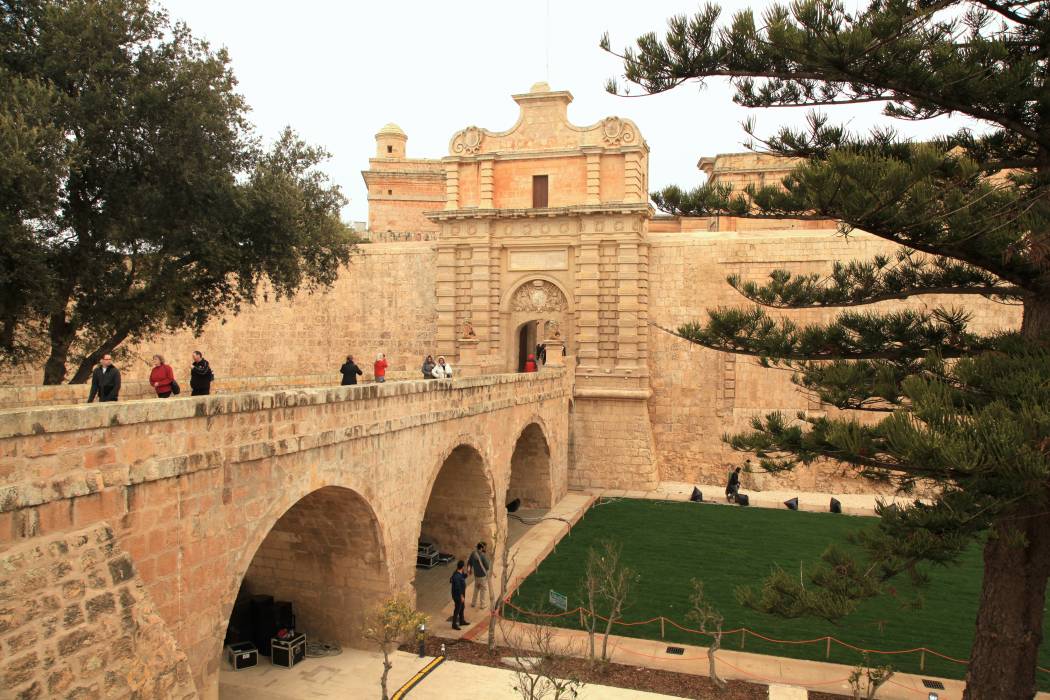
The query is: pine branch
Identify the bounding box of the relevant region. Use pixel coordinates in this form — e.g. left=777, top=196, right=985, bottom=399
left=664, top=306, right=995, bottom=362
left=728, top=251, right=1023, bottom=308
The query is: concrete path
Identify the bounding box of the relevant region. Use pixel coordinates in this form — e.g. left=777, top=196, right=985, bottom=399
left=219, top=648, right=682, bottom=699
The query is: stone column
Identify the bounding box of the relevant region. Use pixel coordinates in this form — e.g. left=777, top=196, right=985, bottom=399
left=444, top=161, right=459, bottom=210
left=479, top=156, right=495, bottom=209
left=457, top=337, right=480, bottom=376
left=575, top=240, right=601, bottom=368
left=583, top=148, right=601, bottom=205
left=435, top=241, right=458, bottom=357
left=542, top=339, right=565, bottom=367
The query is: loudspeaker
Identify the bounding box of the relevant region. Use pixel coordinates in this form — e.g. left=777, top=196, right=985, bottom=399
left=249, top=595, right=275, bottom=656
left=506, top=498, right=521, bottom=513
left=784, top=497, right=799, bottom=511
left=736, top=494, right=749, bottom=506
left=690, top=487, right=702, bottom=502
left=830, top=498, right=842, bottom=514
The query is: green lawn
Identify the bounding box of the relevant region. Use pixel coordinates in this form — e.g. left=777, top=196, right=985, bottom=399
left=507, top=498, right=1050, bottom=688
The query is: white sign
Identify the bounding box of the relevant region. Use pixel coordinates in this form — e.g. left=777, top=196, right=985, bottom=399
left=548, top=589, right=568, bottom=611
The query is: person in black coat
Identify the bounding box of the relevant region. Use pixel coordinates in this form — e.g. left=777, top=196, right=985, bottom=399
left=87, top=354, right=121, bottom=402
left=450, top=560, right=469, bottom=630
left=340, top=355, right=363, bottom=385
left=190, top=351, right=214, bottom=396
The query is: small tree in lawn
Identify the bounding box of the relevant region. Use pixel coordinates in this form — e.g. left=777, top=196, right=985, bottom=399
left=488, top=525, right=518, bottom=654
left=580, top=539, right=639, bottom=664
left=362, top=598, right=428, bottom=700
left=848, top=654, right=894, bottom=700
left=686, top=579, right=726, bottom=690
left=602, top=2, right=1050, bottom=697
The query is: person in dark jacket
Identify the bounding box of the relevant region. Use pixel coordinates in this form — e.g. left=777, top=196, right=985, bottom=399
left=87, top=354, right=121, bottom=402
left=340, top=355, right=363, bottom=385
left=450, top=560, right=469, bottom=630
left=421, top=354, right=436, bottom=379
left=725, top=466, right=742, bottom=503
left=190, top=351, right=214, bottom=396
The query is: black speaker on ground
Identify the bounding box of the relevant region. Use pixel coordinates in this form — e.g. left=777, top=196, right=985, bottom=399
left=273, top=601, right=295, bottom=631
left=506, top=498, right=521, bottom=513
left=830, top=498, right=842, bottom=514
left=690, top=487, right=703, bottom=502
left=736, top=494, right=749, bottom=506
left=249, top=595, right=275, bottom=656
left=784, top=497, right=799, bottom=511
left=224, top=598, right=253, bottom=645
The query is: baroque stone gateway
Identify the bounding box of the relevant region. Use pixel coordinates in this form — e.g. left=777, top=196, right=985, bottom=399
left=0, top=83, right=1018, bottom=698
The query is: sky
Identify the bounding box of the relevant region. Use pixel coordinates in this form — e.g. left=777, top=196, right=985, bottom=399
left=162, top=0, right=975, bottom=224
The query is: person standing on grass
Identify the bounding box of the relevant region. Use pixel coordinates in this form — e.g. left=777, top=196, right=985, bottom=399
left=149, top=354, right=175, bottom=398
left=468, top=542, right=490, bottom=609
left=450, top=560, right=469, bottom=630
left=374, top=352, right=388, bottom=383
left=190, top=351, right=214, bottom=396
left=725, top=466, right=741, bottom=503
left=340, top=355, right=363, bottom=386
left=87, top=354, right=121, bottom=402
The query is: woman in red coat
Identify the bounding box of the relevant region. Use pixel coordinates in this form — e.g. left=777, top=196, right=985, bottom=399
left=523, top=353, right=538, bottom=373
left=149, top=354, right=175, bottom=398
left=374, top=352, right=389, bottom=383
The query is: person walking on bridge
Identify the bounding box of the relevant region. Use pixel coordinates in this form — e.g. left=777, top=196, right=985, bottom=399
left=87, top=354, right=121, bottom=402
left=374, top=352, right=388, bottom=383
left=190, top=351, right=214, bottom=396
left=149, top=354, right=176, bottom=398
left=431, top=356, right=453, bottom=379
left=340, top=355, right=363, bottom=386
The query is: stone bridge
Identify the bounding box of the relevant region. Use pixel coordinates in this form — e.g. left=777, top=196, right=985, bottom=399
left=0, top=370, right=572, bottom=699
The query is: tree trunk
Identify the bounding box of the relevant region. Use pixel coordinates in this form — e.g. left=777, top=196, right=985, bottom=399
left=68, top=327, right=132, bottom=384
left=41, top=312, right=73, bottom=385
left=962, top=505, right=1050, bottom=699
left=708, top=632, right=725, bottom=689
left=380, top=652, right=391, bottom=700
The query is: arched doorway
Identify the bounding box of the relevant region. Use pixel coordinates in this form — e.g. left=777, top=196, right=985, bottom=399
left=415, top=444, right=496, bottom=618
left=221, top=486, right=388, bottom=672
left=508, top=423, right=553, bottom=509
left=502, top=279, right=573, bottom=373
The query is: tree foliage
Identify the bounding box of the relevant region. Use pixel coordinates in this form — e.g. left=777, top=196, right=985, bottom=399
left=0, top=0, right=357, bottom=383
left=604, top=0, right=1050, bottom=696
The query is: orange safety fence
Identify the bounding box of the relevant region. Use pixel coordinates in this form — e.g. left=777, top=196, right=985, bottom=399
left=500, top=599, right=1050, bottom=676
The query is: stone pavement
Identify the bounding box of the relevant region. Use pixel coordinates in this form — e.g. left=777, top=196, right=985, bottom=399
left=218, top=648, right=682, bottom=699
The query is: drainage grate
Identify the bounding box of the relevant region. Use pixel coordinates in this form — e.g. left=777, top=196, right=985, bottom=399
left=922, top=679, right=946, bottom=690
left=665, top=646, right=685, bottom=655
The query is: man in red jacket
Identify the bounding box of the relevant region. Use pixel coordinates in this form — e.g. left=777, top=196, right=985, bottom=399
left=374, top=353, right=388, bottom=383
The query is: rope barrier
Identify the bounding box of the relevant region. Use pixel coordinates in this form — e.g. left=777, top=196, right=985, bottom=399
left=503, top=600, right=1050, bottom=675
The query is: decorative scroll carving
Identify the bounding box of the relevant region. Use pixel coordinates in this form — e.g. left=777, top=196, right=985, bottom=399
left=452, top=126, right=484, bottom=155
left=511, top=280, right=568, bottom=313
left=600, top=117, right=636, bottom=146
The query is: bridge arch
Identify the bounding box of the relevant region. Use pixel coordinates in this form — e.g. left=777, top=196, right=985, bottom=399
left=418, top=438, right=497, bottom=562
left=508, top=419, right=554, bottom=509
left=221, top=485, right=390, bottom=664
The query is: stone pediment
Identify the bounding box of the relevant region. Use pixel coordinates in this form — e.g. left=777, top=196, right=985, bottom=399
left=448, top=82, right=647, bottom=157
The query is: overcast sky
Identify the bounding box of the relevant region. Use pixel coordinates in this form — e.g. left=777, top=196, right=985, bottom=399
left=163, top=0, right=974, bottom=224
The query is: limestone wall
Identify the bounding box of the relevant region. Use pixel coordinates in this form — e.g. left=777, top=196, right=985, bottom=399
left=646, top=229, right=1020, bottom=491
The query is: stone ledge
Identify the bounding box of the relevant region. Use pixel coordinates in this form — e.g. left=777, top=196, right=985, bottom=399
left=0, top=370, right=567, bottom=440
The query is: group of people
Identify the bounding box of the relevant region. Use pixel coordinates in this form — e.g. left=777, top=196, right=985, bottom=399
left=338, top=352, right=457, bottom=386
left=86, top=351, right=215, bottom=402
left=449, top=541, right=490, bottom=630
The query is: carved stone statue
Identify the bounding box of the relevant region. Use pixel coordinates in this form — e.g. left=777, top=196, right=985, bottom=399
left=462, top=320, right=477, bottom=339
left=544, top=320, right=562, bottom=339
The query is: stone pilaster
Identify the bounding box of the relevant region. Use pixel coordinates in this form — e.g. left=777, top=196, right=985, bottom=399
left=444, top=161, right=459, bottom=210
left=575, top=240, right=601, bottom=367
left=479, top=156, right=494, bottom=209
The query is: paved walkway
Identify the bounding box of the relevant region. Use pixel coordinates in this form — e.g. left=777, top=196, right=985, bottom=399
left=219, top=648, right=682, bottom=699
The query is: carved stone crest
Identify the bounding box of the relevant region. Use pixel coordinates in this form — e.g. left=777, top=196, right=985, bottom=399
left=511, top=280, right=568, bottom=313
left=600, top=116, right=636, bottom=146
left=452, top=126, right=484, bottom=155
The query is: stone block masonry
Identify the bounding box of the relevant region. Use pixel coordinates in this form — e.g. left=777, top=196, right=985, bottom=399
left=0, top=524, right=196, bottom=700
left=0, top=370, right=572, bottom=698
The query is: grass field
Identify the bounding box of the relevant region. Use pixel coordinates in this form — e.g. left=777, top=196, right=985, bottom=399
left=507, top=498, right=1050, bottom=688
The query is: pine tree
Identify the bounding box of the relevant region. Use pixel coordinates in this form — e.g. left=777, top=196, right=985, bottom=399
left=603, top=2, right=1050, bottom=697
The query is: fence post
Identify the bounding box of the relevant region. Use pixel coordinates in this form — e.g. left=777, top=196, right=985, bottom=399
left=920, top=649, right=926, bottom=671
left=660, top=617, right=665, bottom=639
left=579, top=608, right=585, bottom=627
left=741, top=629, right=746, bottom=649
left=826, top=637, right=831, bottom=659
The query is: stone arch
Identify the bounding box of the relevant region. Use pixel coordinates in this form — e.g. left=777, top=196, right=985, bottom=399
left=508, top=420, right=554, bottom=509
left=222, top=485, right=389, bottom=660
left=418, top=439, right=497, bottom=561
left=500, top=277, right=575, bottom=371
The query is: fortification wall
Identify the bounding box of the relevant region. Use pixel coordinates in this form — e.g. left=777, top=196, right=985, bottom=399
left=646, top=229, right=1020, bottom=492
